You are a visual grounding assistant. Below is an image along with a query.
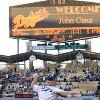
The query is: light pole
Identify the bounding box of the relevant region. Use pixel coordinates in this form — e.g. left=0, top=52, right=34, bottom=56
left=17, top=39, right=19, bottom=69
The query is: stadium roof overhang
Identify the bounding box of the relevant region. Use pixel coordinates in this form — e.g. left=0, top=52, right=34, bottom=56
left=0, top=50, right=100, bottom=63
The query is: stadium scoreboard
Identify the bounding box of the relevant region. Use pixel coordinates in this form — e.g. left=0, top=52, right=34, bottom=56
left=9, top=0, right=100, bottom=42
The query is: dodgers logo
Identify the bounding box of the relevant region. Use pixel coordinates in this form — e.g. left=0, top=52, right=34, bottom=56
left=41, top=86, right=52, bottom=92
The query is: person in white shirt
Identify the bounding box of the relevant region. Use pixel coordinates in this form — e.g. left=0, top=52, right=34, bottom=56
left=31, top=73, right=67, bottom=100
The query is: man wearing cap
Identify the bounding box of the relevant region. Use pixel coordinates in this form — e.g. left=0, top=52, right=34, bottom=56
left=31, top=73, right=68, bottom=100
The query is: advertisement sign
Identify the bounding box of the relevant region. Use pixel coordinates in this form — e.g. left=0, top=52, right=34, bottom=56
left=29, top=44, right=88, bottom=50
left=9, top=0, right=100, bottom=42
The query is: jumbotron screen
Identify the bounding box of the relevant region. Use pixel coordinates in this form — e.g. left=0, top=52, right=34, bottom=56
left=9, top=0, right=100, bottom=42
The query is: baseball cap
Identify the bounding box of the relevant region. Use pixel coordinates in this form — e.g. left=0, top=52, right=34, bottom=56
left=45, top=75, right=54, bottom=81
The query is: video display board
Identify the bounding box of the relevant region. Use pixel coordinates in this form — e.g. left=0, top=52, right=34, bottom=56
left=9, top=0, right=100, bottom=42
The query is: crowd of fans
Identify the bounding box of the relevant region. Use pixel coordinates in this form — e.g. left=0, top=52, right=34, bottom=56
left=0, top=66, right=99, bottom=97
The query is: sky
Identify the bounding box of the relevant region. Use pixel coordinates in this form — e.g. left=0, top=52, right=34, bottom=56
left=0, top=0, right=100, bottom=69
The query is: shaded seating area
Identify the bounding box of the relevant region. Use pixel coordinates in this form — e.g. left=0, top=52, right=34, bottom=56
left=0, top=50, right=100, bottom=63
